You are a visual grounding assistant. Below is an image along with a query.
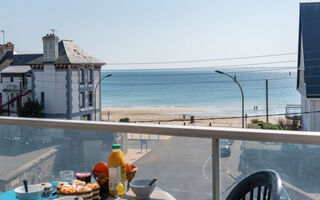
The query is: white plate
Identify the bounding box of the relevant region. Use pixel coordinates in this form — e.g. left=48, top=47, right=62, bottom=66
left=55, top=196, right=83, bottom=200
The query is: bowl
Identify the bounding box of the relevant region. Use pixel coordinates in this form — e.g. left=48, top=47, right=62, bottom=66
left=76, top=172, right=92, bottom=183
left=130, top=179, right=157, bottom=199
left=55, top=196, right=83, bottom=200
left=14, top=185, right=44, bottom=200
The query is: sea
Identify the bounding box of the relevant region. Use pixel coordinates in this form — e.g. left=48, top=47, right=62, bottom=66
left=101, top=67, right=300, bottom=116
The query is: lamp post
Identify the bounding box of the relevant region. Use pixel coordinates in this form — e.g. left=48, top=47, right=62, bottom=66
left=215, top=70, right=245, bottom=128
left=94, top=74, right=112, bottom=121
left=0, top=30, right=4, bottom=44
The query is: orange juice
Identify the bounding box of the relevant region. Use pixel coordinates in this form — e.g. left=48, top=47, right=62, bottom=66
left=108, top=144, right=126, bottom=196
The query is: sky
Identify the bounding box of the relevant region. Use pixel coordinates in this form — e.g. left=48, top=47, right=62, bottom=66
left=0, top=0, right=310, bottom=69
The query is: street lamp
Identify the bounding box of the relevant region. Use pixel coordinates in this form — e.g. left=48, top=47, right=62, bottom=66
left=0, top=30, right=4, bottom=44
left=215, top=70, right=245, bottom=128
left=94, top=74, right=112, bottom=121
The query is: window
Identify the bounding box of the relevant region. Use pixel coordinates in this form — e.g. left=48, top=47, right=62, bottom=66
left=41, top=92, right=45, bottom=107
left=80, top=92, right=85, bottom=108
left=73, top=49, right=80, bottom=55
left=88, top=69, right=93, bottom=84
left=23, top=77, right=28, bottom=88
left=10, top=77, right=13, bottom=82
left=82, top=114, right=91, bottom=120
left=80, top=69, right=84, bottom=84
left=88, top=91, right=93, bottom=106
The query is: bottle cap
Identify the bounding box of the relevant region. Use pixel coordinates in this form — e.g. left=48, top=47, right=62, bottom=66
left=112, top=144, right=121, bottom=149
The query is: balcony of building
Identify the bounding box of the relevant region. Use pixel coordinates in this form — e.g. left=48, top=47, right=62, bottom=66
left=0, top=117, right=319, bottom=199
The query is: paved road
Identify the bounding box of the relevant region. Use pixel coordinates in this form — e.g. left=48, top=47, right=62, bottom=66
left=128, top=137, right=237, bottom=200
left=128, top=137, right=320, bottom=200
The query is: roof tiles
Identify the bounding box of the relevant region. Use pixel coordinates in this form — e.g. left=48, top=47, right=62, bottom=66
left=298, top=2, right=320, bottom=98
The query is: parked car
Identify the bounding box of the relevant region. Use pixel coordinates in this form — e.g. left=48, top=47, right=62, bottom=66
left=226, top=139, right=234, bottom=145
left=220, top=140, right=231, bottom=157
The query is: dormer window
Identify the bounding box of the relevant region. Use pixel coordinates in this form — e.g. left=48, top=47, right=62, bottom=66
left=73, top=49, right=80, bottom=55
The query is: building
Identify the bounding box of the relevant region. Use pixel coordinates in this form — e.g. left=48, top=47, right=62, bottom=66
left=0, top=43, right=40, bottom=115
left=297, top=2, right=320, bottom=131
left=0, top=34, right=105, bottom=120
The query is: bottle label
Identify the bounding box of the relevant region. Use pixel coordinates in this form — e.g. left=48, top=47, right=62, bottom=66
left=109, top=167, right=121, bottom=190
left=109, top=166, right=127, bottom=191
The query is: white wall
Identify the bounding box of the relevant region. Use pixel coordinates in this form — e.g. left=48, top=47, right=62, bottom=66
left=34, top=64, right=67, bottom=115
left=301, top=96, right=309, bottom=131
left=32, top=66, right=99, bottom=120
left=71, top=70, right=79, bottom=114
left=301, top=96, right=320, bottom=131
left=310, top=100, right=320, bottom=131
left=94, top=69, right=100, bottom=121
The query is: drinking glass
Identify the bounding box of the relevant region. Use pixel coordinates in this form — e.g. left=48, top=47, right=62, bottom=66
left=59, top=170, right=74, bottom=182
left=23, top=172, right=35, bottom=184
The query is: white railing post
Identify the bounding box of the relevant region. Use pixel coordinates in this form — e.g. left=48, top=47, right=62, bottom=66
left=212, top=138, right=220, bottom=200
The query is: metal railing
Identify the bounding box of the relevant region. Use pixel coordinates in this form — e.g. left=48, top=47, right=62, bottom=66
left=0, top=116, right=320, bottom=200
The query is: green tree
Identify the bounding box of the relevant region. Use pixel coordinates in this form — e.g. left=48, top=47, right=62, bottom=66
left=119, top=117, right=130, bottom=122
left=18, top=98, right=44, bottom=118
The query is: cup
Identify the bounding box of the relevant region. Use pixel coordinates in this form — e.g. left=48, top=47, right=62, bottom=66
left=59, top=170, right=74, bottom=182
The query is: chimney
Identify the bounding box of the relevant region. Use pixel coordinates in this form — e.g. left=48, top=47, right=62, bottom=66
left=0, top=42, right=14, bottom=60
left=42, top=34, right=59, bottom=63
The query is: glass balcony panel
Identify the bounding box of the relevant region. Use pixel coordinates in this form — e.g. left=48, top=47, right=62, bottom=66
left=220, top=139, right=320, bottom=200
left=131, top=136, right=212, bottom=199
left=0, top=125, right=117, bottom=193
left=0, top=125, right=212, bottom=199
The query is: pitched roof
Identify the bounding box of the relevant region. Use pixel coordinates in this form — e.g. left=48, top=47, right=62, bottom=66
left=12, top=54, right=43, bottom=65
left=0, top=65, right=31, bottom=74
left=0, top=51, right=42, bottom=72
left=298, top=2, right=320, bottom=98
left=29, top=40, right=105, bottom=65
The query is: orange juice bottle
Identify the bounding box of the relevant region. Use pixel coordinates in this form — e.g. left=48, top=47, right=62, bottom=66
left=108, top=144, right=126, bottom=197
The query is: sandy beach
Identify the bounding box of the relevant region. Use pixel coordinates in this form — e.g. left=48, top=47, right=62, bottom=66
left=101, top=107, right=284, bottom=128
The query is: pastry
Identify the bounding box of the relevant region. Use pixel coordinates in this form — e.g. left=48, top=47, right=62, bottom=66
left=71, top=180, right=86, bottom=187
left=57, top=182, right=70, bottom=190
left=87, top=183, right=100, bottom=200
left=39, top=182, right=53, bottom=198
left=76, top=185, right=93, bottom=200
left=39, top=182, right=52, bottom=190
left=58, top=185, right=77, bottom=198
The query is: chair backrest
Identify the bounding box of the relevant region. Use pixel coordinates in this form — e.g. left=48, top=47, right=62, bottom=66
left=226, top=170, right=282, bottom=200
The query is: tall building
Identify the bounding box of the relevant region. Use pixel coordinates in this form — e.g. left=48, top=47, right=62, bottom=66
left=0, top=34, right=105, bottom=120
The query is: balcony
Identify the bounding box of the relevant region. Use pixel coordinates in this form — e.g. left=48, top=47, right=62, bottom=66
left=3, top=85, right=17, bottom=92
left=0, top=117, right=319, bottom=199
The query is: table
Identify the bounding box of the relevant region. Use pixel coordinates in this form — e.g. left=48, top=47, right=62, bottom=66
left=109, top=187, right=176, bottom=200
left=0, top=186, right=176, bottom=200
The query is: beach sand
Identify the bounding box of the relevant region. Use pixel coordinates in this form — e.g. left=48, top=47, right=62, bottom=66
left=101, top=108, right=284, bottom=128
